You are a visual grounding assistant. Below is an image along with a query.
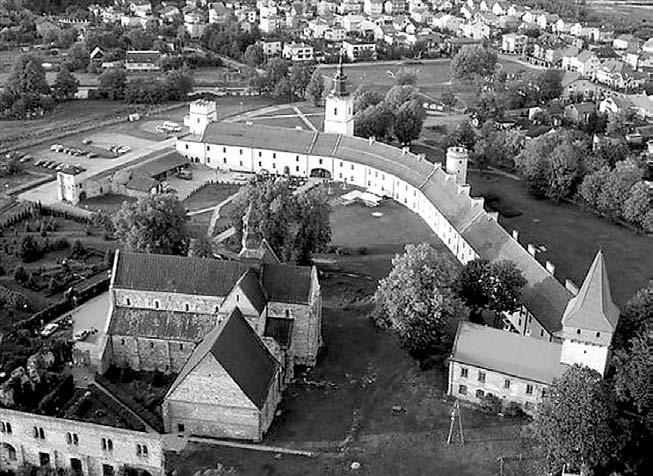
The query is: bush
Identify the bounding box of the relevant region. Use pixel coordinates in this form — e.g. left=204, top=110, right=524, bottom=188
left=52, top=237, right=70, bottom=251
left=480, top=393, right=502, bottom=414
left=17, top=235, right=42, bottom=263
left=503, top=401, right=526, bottom=418
left=13, top=265, right=27, bottom=283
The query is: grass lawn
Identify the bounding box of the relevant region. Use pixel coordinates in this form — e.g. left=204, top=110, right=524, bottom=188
left=187, top=210, right=213, bottom=239
left=183, top=183, right=242, bottom=212
left=168, top=199, right=537, bottom=476
left=78, top=194, right=136, bottom=215
left=468, top=171, right=653, bottom=306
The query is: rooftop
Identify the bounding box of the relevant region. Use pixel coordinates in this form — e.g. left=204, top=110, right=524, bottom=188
left=450, top=322, right=565, bottom=384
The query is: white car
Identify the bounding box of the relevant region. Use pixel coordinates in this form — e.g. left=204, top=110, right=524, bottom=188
left=40, top=323, right=59, bottom=337
left=117, top=146, right=131, bottom=154
left=74, top=329, right=91, bottom=341
left=50, top=144, right=62, bottom=151
left=232, top=173, right=251, bottom=182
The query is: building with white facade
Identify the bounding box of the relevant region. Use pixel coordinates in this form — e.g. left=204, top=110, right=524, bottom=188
left=282, top=42, right=314, bottom=61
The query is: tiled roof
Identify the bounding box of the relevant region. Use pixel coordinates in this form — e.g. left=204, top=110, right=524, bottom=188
left=125, top=50, right=161, bottom=63
left=167, top=308, right=279, bottom=409
left=236, top=269, right=268, bottom=314
left=130, top=152, right=187, bottom=179
left=562, top=251, right=619, bottom=332
left=113, top=251, right=249, bottom=296
left=262, top=263, right=312, bottom=304
left=451, top=322, right=566, bottom=384
left=108, top=307, right=218, bottom=341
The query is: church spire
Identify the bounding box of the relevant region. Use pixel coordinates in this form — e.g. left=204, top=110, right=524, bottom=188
left=331, top=53, right=349, bottom=97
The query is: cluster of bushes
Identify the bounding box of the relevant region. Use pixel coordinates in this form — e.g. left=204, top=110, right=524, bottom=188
left=479, top=394, right=527, bottom=419
left=0, top=284, right=29, bottom=311
left=15, top=235, right=70, bottom=263
left=578, top=159, right=652, bottom=233
left=161, top=53, right=223, bottom=71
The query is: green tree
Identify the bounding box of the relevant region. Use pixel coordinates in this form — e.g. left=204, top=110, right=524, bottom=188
left=515, top=131, right=584, bottom=201
left=289, top=62, right=314, bottom=98
left=273, top=77, right=293, bottom=101
left=446, top=121, right=477, bottom=150
left=471, top=90, right=505, bottom=123
left=65, top=43, right=89, bottom=71
left=535, top=365, right=617, bottom=475
left=375, top=243, right=465, bottom=359
left=451, top=45, right=497, bottom=83
left=52, top=67, right=78, bottom=101
left=394, top=67, right=418, bottom=86
left=589, top=137, right=629, bottom=171
left=13, top=265, right=27, bottom=283
left=5, top=53, right=50, bottom=97
left=614, top=287, right=652, bottom=346
left=305, top=69, right=325, bottom=106
left=610, top=331, right=648, bottom=414
left=579, top=166, right=611, bottom=207
left=126, top=27, right=154, bottom=50
left=353, top=87, right=383, bottom=113
left=354, top=102, right=394, bottom=139
left=191, top=236, right=214, bottom=258
left=264, top=57, right=289, bottom=87
left=235, top=179, right=331, bottom=264
left=393, top=99, right=425, bottom=145
left=531, top=69, right=563, bottom=102
left=17, top=235, right=41, bottom=263
left=440, top=90, right=456, bottom=108
left=113, top=194, right=189, bottom=255
left=384, top=84, right=418, bottom=111
left=99, top=68, right=127, bottom=100
left=453, top=259, right=526, bottom=319
left=596, top=159, right=643, bottom=218
left=621, top=181, right=651, bottom=229
left=164, top=69, right=194, bottom=100
left=242, top=43, right=265, bottom=67
left=606, top=109, right=635, bottom=137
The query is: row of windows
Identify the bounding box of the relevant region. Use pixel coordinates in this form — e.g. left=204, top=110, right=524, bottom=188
left=459, top=368, right=535, bottom=395
left=118, top=338, right=184, bottom=351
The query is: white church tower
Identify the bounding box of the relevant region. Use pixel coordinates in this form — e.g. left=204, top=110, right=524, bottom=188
left=559, top=250, right=620, bottom=376
left=185, top=99, right=217, bottom=135
left=324, top=58, right=354, bottom=136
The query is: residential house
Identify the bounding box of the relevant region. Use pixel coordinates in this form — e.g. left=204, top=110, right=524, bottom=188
left=627, top=94, right=653, bottom=120
left=125, top=50, right=161, bottom=71
left=536, top=13, right=559, bottom=32
left=324, top=27, right=346, bottom=41
left=363, top=0, right=384, bottom=15
left=613, top=34, right=641, bottom=51
left=338, top=0, right=363, bottom=15
left=595, top=59, right=647, bottom=90
left=257, top=39, right=282, bottom=57
left=491, top=1, right=508, bottom=16
left=461, top=20, right=490, bottom=40
left=384, top=0, right=408, bottom=14
left=184, top=9, right=207, bottom=38
left=317, top=0, right=337, bottom=16
left=561, top=50, right=601, bottom=76
left=502, top=33, right=527, bottom=55
left=130, top=1, right=152, bottom=18
left=598, top=95, right=633, bottom=115
left=375, top=24, right=397, bottom=43
left=259, top=15, right=281, bottom=33
left=282, top=42, right=314, bottom=61
left=160, top=5, right=181, bottom=23
left=343, top=39, right=377, bottom=61
left=507, top=4, right=526, bottom=18
left=564, top=102, right=595, bottom=124
left=209, top=3, right=232, bottom=24
left=410, top=7, right=432, bottom=24
left=643, top=38, right=653, bottom=54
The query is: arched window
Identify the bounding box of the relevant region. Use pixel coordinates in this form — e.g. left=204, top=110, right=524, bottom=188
left=2, top=443, right=17, bottom=461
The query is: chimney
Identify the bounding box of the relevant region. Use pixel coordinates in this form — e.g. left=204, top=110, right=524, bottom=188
left=565, top=279, right=579, bottom=296
left=402, top=146, right=409, bottom=155
left=368, top=136, right=376, bottom=145
left=545, top=261, right=555, bottom=275
left=512, top=229, right=519, bottom=241
left=488, top=211, right=499, bottom=221
left=527, top=244, right=537, bottom=256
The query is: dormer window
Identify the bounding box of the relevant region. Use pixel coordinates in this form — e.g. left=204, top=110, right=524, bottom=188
left=154, top=300, right=159, bottom=309
left=126, top=297, right=131, bottom=306
left=236, top=295, right=239, bottom=302
left=596, top=332, right=600, bottom=338
left=185, top=303, right=189, bottom=312
left=576, top=329, right=581, bottom=335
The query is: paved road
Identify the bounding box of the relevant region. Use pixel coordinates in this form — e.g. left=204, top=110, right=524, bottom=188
left=70, top=291, right=110, bottom=346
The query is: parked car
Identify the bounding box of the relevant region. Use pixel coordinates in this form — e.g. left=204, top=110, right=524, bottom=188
left=50, top=144, right=61, bottom=151
left=40, top=323, right=59, bottom=337
left=232, top=173, right=251, bottom=183
left=73, top=329, right=90, bottom=342
left=87, top=152, right=98, bottom=159
left=82, top=139, right=92, bottom=145
left=48, top=162, right=59, bottom=169
left=117, top=146, right=131, bottom=154
left=19, top=155, right=31, bottom=163
left=176, top=170, right=193, bottom=180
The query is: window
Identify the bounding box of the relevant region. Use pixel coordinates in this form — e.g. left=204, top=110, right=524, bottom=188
left=596, top=332, right=600, bottom=338
left=239, top=149, right=242, bottom=155
left=215, top=306, right=219, bottom=313
left=223, top=158, right=226, bottom=164
left=70, top=458, right=82, bottom=474
left=296, top=156, right=299, bottom=161
left=540, top=330, right=544, bottom=337
left=258, top=161, right=262, bottom=166
left=458, top=384, right=467, bottom=395
left=334, top=107, right=338, bottom=115
left=154, top=300, right=159, bottom=309
left=102, top=465, right=114, bottom=476
left=4, top=444, right=16, bottom=461
left=126, top=297, right=131, bottom=306
left=525, top=384, right=533, bottom=395
left=475, top=389, right=485, bottom=398
left=206, top=146, right=210, bottom=151
left=185, top=144, right=188, bottom=150
left=319, top=158, right=323, bottom=164
left=258, top=151, right=262, bottom=157
left=295, top=166, right=299, bottom=172
left=285, top=309, right=290, bottom=318
left=101, top=438, right=113, bottom=451
left=207, top=158, right=210, bottom=163
left=223, top=147, right=226, bottom=153
left=179, top=343, right=184, bottom=350
left=236, top=294, right=239, bottom=302
left=66, top=432, right=79, bottom=445
left=185, top=303, right=189, bottom=312
left=149, top=342, right=154, bottom=348
left=136, top=444, right=148, bottom=457
left=39, top=452, right=50, bottom=466
left=0, top=422, right=11, bottom=434
left=177, top=423, right=185, bottom=433
left=33, top=426, right=45, bottom=439
left=576, top=329, right=581, bottom=335
left=478, top=371, right=486, bottom=383
left=504, top=379, right=511, bottom=389
left=272, top=153, right=276, bottom=159
left=121, top=338, right=125, bottom=345
left=460, top=367, right=468, bottom=378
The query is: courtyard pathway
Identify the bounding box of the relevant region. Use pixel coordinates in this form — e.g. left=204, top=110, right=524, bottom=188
left=292, top=106, right=319, bottom=131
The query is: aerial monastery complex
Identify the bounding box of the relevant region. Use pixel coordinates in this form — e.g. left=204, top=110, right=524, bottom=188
left=1, top=64, right=621, bottom=475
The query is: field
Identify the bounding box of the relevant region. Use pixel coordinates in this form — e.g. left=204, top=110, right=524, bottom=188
left=587, top=1, right=653, bottom=24
left=318, top=58, right=536, bottom=107
left=183, top=182, right=241, bottom=212
left=78, top=194, right=136, bottom=215
left=168, top=198, right=536, bottom=476
left=467, top=171, right=653, bottom=306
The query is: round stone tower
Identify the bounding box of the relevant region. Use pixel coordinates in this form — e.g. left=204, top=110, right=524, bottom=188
left=445, top=146, right=469, bottom=186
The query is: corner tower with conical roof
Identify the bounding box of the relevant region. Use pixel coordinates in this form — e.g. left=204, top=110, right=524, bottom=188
left=324, top=56, right=354, bottom=136
left=559, top=250, right=620, bottom=375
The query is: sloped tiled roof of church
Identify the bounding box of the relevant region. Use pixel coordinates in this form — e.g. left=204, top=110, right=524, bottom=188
left=109, top=307, right=218, bottom=341
left=562, top=250, right=620, bottom=332
left=167, top=308, right=279, bottom=409
left=262, top=263, right=312, bottom=304
left=235, top=269, right=268, bottom=314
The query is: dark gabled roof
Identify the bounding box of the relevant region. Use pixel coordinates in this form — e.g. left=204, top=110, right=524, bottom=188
left=125, top=176, right=157, bottom=192
left=236, top=268, right=268, bottom=314
left=167, top=308, right=279, bottom=409
left=262, top=263, right=312, bottom=304
left=113, top=251, right=249, bottom=296
left=451, top=322, right=565, bottom=384
left=125, top=50, right=161, bottom=63
left=108, top=306, right=218, bottom=341
left=130, top=152, right=187, bottom=179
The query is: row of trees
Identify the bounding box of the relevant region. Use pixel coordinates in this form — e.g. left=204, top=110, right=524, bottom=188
left=94, top=67, right=193, bottom=104
left=535, top=286, right=650, bottom=475
left=0, top=54, right=78, bottom=118
left=374, top=244, right=526, bottom=360
left=352, top=70, right=426, bottom=145
left=247, top=58, right=324, bottom=104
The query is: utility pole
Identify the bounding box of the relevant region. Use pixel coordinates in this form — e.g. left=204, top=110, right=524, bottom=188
left=446, top=400, right=465, bottom=445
